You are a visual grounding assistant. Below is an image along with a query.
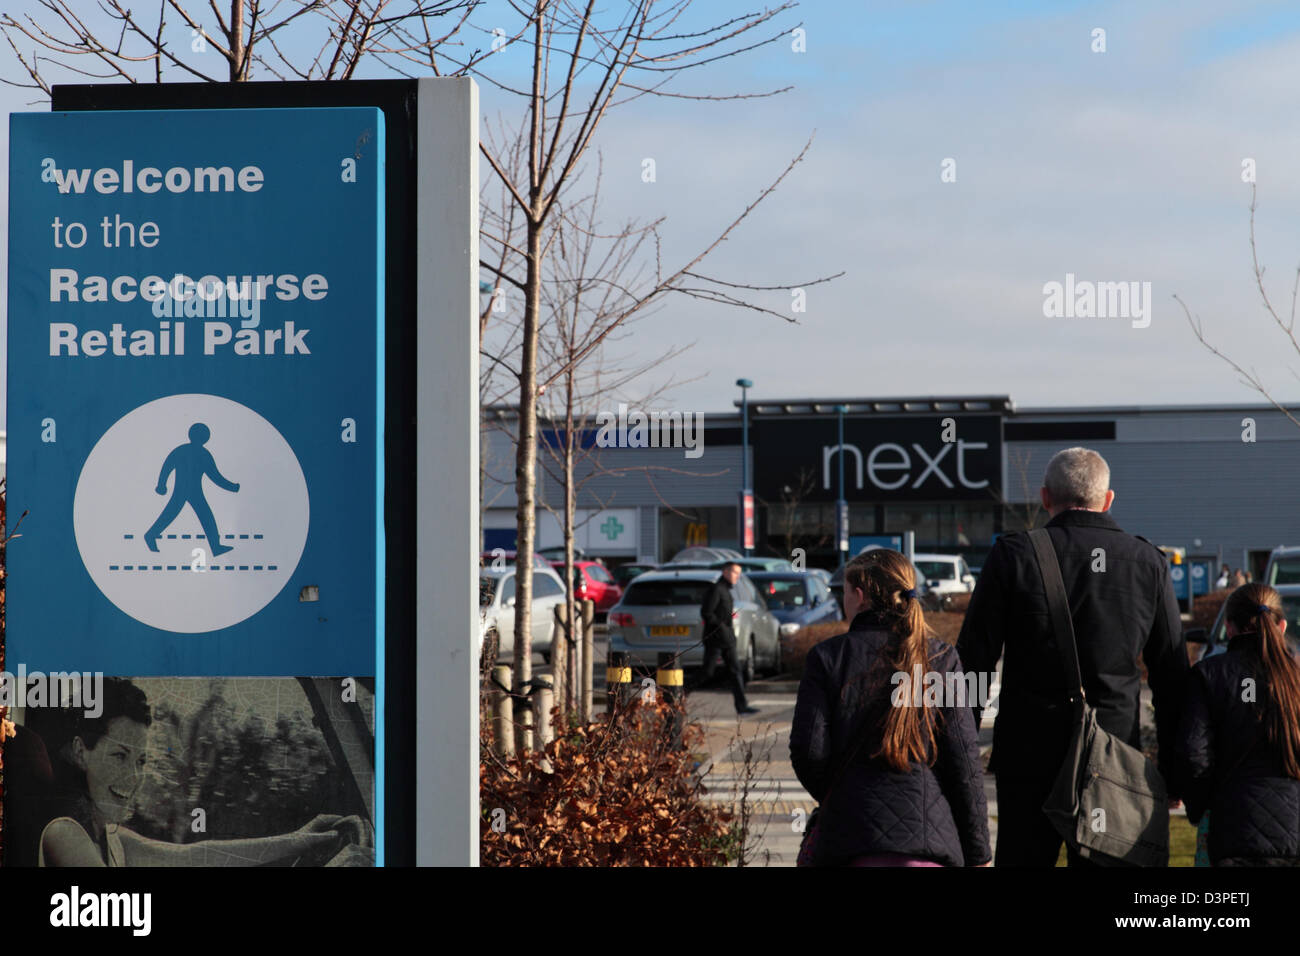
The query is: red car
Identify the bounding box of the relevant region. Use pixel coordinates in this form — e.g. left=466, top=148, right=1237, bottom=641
left=551, top=559, right=623, bottom=617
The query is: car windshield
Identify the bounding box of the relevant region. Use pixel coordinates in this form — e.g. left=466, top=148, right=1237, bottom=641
left=757, top=578, right=808, bottom=609
left=916, top=560, right=957, bottom=580
left=1269, top=558, right=1300, bottom=586
left=479, top=576, right=497, bottom=607
left=1216, top=594, right=1300, bottom=645
left=623, top=580, right=713, bottom=607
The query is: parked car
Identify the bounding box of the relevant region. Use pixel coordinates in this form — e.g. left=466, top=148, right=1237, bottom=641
left=480, top=549, right=553, bottom=571
left=747, top=570, right=843, bottom=642
left=479, top=564, right=567, bottom=667
left=538, top=545, right=589, bottom=562
left=660, top=556, right=794, bottom=573
left=607, top=568, right=781, bottom=679
left=552, top=559, right=624, bottom=619
left=913, top=553, right=977, bottom=597
left=1265, top=546, right=1300, bottom=586
left=715, top=557, right=794, bottom=573
left=611, top=562, right=658, bottom=587
left=828, top=556, right=940, bottom=611
left=668, top=546, right=742, bottom=564
left=1183, top=583, right=1300, bottom=663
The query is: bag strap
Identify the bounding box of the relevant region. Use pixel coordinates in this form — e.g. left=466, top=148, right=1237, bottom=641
left=1028, top=527, right=1086, bottom=706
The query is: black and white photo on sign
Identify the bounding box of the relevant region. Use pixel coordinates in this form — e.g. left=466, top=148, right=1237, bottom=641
left=4, top=676, right=374, bottom=867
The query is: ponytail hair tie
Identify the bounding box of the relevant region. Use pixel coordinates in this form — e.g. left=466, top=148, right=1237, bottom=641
left=902, top=588, right=917, bottom=600
left=1259, top=604, right=1274, bottom=616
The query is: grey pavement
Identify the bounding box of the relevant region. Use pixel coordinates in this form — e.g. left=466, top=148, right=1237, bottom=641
left=685, top=675, right=1003, bottom=867
left=535, top=639, right=1177, bottom=865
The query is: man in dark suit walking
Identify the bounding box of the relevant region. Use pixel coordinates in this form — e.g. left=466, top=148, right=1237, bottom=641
left=957, top=447, right=1188, bottom=866
left=697, top=562, right=759, bottom=715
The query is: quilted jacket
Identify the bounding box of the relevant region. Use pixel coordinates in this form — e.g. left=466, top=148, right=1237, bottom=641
left=1178, top=631, right=1300, bottom=864
left=790, top=612, right=991, bottom=866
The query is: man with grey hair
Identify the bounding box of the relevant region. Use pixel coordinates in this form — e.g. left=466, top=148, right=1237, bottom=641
left=957, top=447, right=1187, bottom=866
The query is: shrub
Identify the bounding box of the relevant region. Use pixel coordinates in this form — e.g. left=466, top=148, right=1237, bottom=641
left=1191, top=588, right=1231, bottom=633
left=783, top=608, right=967, bottom=679
left=479, top=697, right=733, bottom=866
left=943, top=592, right=972, bottom=615
left=782, top=620, right=849, bottom=677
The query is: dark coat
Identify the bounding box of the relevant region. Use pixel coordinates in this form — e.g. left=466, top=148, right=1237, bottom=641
left=956, top=509, right=1188, bottom=792
left=699, top=578, right=734, bottom=646
left=789, top=612, right=991, bottom=867
left=1178, top=632, right=1300, bottom=863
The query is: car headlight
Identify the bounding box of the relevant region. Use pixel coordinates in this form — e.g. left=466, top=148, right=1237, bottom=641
left=779, top=622, right=800, bottom=637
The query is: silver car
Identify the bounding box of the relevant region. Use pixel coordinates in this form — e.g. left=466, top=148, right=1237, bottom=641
left=479, top=564, right=567, bottom=666
left=1185, top=582, right=1300, bottom=663
left=1265, top=547, right=1300, bottom=587
left=606, top=568, right=781, bottom=680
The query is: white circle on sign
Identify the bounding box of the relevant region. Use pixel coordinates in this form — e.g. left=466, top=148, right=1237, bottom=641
left=1171, top=567, right=1184, bottom=581
left=73, top=393, right=309, bottom=633
left=1191, top=565, right=1205, bottom=578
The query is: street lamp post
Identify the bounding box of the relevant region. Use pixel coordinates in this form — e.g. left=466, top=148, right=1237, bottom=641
left=737, top=378, right=753, bottom=556
left=836, top=404, right=848, bottom=569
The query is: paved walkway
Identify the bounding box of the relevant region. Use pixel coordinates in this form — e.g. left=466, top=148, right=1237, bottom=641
left=684, top=683, right=1002, bottom=866
left=634, top=661, right=1172, bottom=865
left=683, top=668, right=1009, bottom=866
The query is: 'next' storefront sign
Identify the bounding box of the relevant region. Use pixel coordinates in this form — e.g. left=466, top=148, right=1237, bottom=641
left=751, top=415, right=1002, bottom=503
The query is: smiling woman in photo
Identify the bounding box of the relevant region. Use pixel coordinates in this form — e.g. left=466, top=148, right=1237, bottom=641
left=36, top=677, right=368, bottom=867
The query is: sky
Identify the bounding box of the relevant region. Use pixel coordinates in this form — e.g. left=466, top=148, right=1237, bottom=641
left=4, top=0, right=1300, bottom=420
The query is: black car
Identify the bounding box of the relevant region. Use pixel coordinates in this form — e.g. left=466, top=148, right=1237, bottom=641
left=1183, top=583, right=1300, bottom=663
left=610, top=562, right=658, bottom=588
left=747, top=570, right=843, bottom=642
left=828, top=556, right=941, bottom=611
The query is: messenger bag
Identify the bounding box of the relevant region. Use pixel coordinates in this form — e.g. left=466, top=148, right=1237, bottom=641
left=1028, top=528, right=1170, bottom=867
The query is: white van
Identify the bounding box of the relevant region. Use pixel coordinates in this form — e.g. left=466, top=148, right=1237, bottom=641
left=913, top=553, right=976, bottom=596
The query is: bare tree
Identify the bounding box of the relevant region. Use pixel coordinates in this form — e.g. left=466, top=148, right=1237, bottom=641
left=534, top=162, right=698, bottom=722
left=761, top=465, right=830, bottom=562
left=1177, top=183, right=1300, bottom=429
left=0, top=1, right=476, bottom=94
left=988, top=447, right=1044, bottom=532
left=466, top=1, right=840, bottom=755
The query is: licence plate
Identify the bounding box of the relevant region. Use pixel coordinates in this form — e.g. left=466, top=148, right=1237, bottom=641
left=649, top=625, right=690, bottom=637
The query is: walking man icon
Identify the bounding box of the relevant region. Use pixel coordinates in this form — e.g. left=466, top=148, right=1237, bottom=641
left=144, top=423, right=240, bottom=556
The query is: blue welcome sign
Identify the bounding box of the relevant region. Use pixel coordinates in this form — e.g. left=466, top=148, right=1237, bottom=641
left=7, top=107, right=384, bottom=677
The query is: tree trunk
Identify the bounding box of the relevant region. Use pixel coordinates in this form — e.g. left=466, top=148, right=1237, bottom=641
left=511, top=4, right=548, bottom=756
left=229, top=0, right=245, bottom=81
left=562, top=377, right=577, bottom=723
left=512, top=213, right=543, bottom=755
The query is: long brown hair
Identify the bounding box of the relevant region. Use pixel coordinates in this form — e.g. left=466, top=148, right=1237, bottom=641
left=843, top=549, right=937, bottom=772
left=1224, top=583, right=1300, bottom=779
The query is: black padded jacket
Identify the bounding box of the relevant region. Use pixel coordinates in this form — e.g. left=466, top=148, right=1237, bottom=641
left=789, top=612, right=991, bottom=866
left=1178, top=632, right=1300, bottom=864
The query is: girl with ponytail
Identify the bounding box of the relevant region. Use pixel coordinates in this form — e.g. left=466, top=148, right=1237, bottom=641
left=790, top=548, right=991, bottom=866
left=1179, top=583, right=1300, bottom=865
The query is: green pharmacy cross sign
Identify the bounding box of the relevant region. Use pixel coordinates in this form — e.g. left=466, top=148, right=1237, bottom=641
left=600, top=516, right=625, bottom=541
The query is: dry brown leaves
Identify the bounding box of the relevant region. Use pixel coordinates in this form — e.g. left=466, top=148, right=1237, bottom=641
left=480, top=698, right=733, bottom=867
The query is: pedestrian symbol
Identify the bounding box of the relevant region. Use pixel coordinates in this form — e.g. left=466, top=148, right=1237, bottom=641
left=146, top=423, right=240, bottom=556
left=73, top=394, right=309, bottom=634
